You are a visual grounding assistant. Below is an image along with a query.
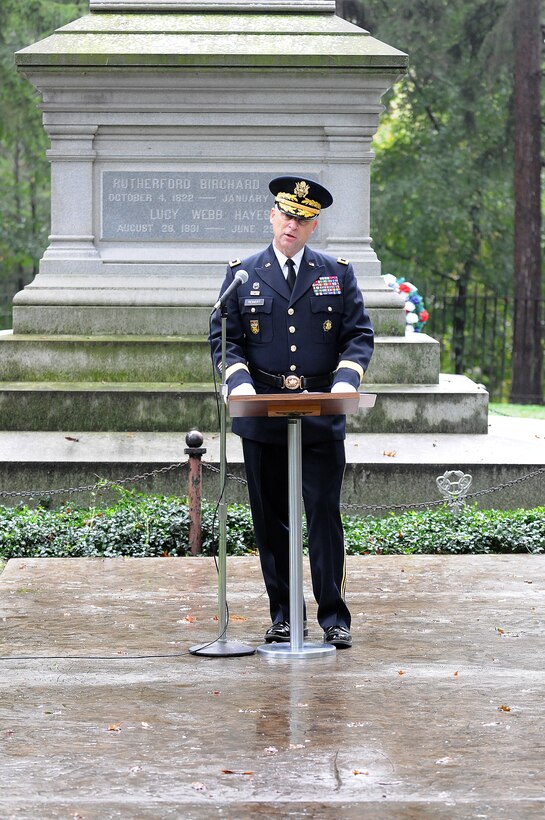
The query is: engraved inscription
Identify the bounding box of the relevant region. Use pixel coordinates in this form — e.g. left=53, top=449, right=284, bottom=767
left=101, top=171, right=304, bottom=242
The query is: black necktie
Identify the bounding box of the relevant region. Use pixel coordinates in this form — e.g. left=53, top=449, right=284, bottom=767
left=286, top=258, right=296, bottom=292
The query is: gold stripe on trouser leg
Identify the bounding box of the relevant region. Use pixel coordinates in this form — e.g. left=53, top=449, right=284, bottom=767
left=340, top=547, right=347, bottom=598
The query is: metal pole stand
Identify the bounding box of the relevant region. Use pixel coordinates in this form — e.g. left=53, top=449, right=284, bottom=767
left=184, top=430, right=206, bottom=556
left=257, top=416, right=336, bottom=660
left=190, top=309, right=255, bottom=658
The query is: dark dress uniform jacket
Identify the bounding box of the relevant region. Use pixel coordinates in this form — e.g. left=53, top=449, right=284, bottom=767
left=209, top=243, right=374, bottom=445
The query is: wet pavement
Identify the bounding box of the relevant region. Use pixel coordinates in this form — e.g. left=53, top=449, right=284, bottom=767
left=1, top=555, right=545, bottom=818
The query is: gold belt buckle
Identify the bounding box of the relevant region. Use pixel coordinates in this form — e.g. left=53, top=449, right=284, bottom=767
left=283, top=374, right=302, bottom=390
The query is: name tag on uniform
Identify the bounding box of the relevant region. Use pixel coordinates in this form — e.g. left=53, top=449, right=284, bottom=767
left=244, top=298, right=265, bottom=306
left=312, top=276, right=341, bottom=296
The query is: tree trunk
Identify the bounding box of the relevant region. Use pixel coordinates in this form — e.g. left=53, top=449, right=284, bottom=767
left=510, top=0, right=543, bottom=404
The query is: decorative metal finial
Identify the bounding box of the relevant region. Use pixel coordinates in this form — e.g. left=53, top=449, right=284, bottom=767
left=436, top=470, right=472, bottom=512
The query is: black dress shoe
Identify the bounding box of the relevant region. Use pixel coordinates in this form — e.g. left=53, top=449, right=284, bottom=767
left=264, top=620, right=309, bottom=643
left=323, top=625, right=352, bottom=649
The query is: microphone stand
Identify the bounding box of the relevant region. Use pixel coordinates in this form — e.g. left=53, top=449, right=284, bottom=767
left=190, top=302, right=255, bottom=657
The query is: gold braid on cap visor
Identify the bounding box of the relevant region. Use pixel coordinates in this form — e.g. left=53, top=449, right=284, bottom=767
left=276, top=192, right=321, bottom=219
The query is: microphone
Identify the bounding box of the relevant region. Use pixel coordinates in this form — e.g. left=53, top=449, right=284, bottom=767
left=212, top=269, right=249, bottom=311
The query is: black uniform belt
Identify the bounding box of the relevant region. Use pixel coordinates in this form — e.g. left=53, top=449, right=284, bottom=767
left=250, top=366, right=334, bottom=392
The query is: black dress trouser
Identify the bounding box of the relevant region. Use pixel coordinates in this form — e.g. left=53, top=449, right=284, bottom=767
left=242, top=437, right=351, bottom=630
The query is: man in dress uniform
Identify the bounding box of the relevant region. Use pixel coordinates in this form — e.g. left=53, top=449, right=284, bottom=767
left=209, top=176, right=374, bottom=648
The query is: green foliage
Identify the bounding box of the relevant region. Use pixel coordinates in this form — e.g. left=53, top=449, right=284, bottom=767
left=343, top=506, right=545, bottom=555
left=489, top=403, right=545, bottom=420
left=0, top=489, right=543, bottom=560
left=349, top=0, right=517, bottom=298
left=0, top=486, right=258, bottom=560
left=0, top=489, right=192, bottom=559
left=338, top=0, right=540, bottom=400
left=200, top=500, right=259, bottom=556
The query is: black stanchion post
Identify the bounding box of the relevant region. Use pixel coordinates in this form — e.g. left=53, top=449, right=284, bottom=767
left=184, top=430, right=206, bottom=556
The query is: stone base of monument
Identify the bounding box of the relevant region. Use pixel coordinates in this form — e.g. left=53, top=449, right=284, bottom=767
left=0, top=322, right=487, bottom=435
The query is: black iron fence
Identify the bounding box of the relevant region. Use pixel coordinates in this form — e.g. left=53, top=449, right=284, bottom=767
left=427, top=292, right=545, bottom=401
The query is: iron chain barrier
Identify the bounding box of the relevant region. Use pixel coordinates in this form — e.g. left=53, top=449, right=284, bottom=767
left=0, top=459, right=543, bottom=514
left=202, top=462, right=545, bottom=513
left=0, top=462, right=188, bottom=501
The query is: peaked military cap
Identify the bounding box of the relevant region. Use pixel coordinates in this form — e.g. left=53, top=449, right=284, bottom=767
left=269, top=176, right=333, bottom=221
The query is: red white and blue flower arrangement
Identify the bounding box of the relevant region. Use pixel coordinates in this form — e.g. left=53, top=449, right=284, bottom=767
left=382, top=274, right=429, bottom=333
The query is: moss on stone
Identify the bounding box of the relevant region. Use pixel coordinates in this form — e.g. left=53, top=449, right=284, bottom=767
left=16, top=10, right=407, bottom=69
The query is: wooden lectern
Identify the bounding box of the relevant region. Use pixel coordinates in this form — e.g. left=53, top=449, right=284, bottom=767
left=229, top=391, right=376, bottom=660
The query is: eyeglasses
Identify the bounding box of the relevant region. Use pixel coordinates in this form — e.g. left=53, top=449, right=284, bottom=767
left=274, top=206, right=317, bottom=225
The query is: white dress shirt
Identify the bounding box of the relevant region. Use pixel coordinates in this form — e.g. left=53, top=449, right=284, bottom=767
left=272, top=245, right=305, bottom=282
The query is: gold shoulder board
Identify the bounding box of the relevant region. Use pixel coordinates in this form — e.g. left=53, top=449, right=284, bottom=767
left=337, top=257, right=349, bottom=266
left=229, top=258, right=241, bottom=268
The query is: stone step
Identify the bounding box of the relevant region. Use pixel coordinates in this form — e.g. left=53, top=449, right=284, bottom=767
left=0, top=375, right=487, bottom=434
left=0, top=330, right=440, bottom=385
left=13, top=304, right=406, bottom=337
left=0, top=415, right=542, bottom=511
